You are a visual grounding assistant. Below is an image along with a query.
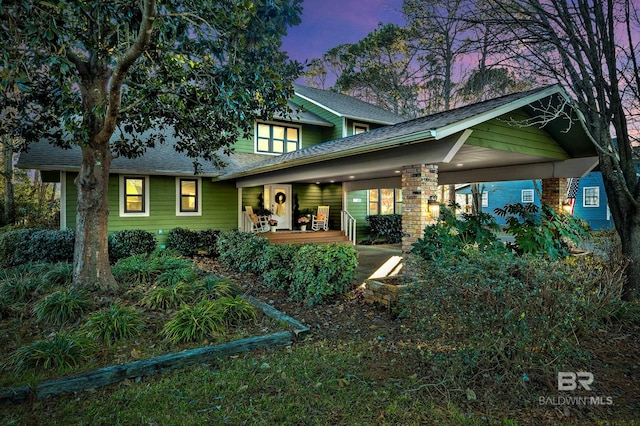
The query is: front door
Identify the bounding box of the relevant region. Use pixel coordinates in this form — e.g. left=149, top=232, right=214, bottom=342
left=264, top=184, right=292, bottom=230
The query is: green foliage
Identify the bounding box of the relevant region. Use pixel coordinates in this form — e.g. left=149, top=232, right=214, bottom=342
left=216, top=230, right=269, bottom=273
left=84, top=304, right=144, bottom=345
left=290, top=244, right=358, bottom=306
left=112, top=254, right=158, bottom=286
left=194, top=275, right=237, bottom=299
left=0, top=228, right=75, bottom=267
left=155, top=267, right=198, bottom=287
left=403, top=243, right=628, bottom=394
left=495, top=203, right=590, bottom=259
left=262, top=244, right=298, bottom=290
left=108, top=230, right=158, bottom=263
left=42, top=262, right=73, bottom=287
left=213, top=296, right=257, bottom=326
left=166, top=228, right=220, bottom=257
left=141, top=282, right=195, bottom=311
left=162, top=300, right=225, bottom=344
left=0, top=272, right=44, bottom=304
left=412, top=205, right=505, bottom=261
left=365, top=214, right=403, bottom=244
left=34, top=289, right=91, bottom=326
left=3, top=333, right=96, bottom=374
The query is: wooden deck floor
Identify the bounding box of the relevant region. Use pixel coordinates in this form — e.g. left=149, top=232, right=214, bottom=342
left=262, top=229, right=351, bottom=245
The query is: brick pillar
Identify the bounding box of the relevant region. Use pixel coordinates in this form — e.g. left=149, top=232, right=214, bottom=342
left=541, top=178, right=567, bottom=213
left=401, top=164, right=439, bottom=254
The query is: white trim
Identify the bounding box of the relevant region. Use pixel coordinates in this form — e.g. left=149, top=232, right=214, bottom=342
left=175, top=177, right=202, bottom=216
left=119, top=175, right=150, bottom=217
left=254, top=120, right=302, bottom=155
left=293, top=92, right=399, bottom=126
left=353, top=122, right=369, bottom=135
left=441, top=129, right=472, bottom=163
left=238, top=187, right=243, bottom=230
left=521, top=189, right=535, bottom=203
left=583, top=186, right=600, bottom=207
left=60, top=171, right=67, bottom=229
left=481, top=191, right=489, bottom=207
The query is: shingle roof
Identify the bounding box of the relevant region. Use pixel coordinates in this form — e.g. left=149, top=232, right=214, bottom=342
left=293, top=84, right=407, bottom=125
left=275, top=100, right=333, bottom=127
left=221, top=85, right=563, bottom=178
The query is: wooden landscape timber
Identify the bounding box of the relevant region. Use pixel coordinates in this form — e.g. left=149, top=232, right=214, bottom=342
left=0, top=296, right=309, bottom=406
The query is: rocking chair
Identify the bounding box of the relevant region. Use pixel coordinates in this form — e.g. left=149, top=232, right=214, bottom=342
left=311, top=206, right=329, bottom=231
left=245, top=206, right=270, bottom=233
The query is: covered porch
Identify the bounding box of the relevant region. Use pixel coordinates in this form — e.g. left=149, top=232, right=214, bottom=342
left=221, top=86, right=599, bottom=251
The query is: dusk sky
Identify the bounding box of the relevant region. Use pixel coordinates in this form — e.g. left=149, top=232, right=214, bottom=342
left=281, top=0, right=405, bottom=65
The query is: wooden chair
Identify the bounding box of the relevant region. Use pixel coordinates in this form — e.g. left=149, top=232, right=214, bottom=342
left=245, top=206, right=269, bottom=233
left=311, top=206, right=329, bottom=231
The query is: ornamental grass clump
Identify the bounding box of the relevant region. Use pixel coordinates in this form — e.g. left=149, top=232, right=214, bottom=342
left=194, top=275, right=237, bottom=299
left=162, top=300, right=225, bottom=344
left=213, top=296, right=257, bottom=326
left=84, top=304, right=144, bottom=345
left=141, top=282, right=195, bottom=310
left=34, top=289, right=91, bottom=326
left=3, top=333, right=96, bottom=374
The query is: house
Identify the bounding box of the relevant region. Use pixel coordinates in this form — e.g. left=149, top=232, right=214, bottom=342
left=456, top=172, right=613, bottom=230
left=17, top=84, right=599, bottom=252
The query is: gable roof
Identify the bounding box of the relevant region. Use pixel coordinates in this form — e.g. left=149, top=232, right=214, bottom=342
left=222, top=84, right=591, bottom=180
left=293, top=84, right=406, bottom=125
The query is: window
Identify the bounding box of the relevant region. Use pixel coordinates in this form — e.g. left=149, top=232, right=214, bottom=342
left=120, top=175, right=150, bottom=217
left=481, top=191, right=489, bottom=207
left=368, top=188, right=402, bottom=215
left=583, top=186, right=599, bottom=207
left=354, top=123, right=369, bottom=135
left=521, top=189, right=535, bottom=203
left=176, top=177, right=202, bottom=216
left=256, top=122, right=300, bottom=154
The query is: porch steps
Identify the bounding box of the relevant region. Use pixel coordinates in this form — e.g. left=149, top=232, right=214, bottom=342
left=263, top=230, right=351, bottom=245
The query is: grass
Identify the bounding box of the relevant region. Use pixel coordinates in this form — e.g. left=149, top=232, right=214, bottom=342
left=0, top=340, right=493, bottom=426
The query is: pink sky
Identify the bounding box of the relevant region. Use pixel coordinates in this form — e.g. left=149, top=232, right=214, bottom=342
left=281, top=0, right=405, bottom=64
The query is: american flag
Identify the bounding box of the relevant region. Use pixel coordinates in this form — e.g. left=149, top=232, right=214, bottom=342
left=566, top=178, right=580, bottom=215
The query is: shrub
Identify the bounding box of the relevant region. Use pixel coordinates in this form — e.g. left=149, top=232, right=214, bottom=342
left=3, top=333, right=96, bottom=374
left=84, top=304, right=144, bottom=345
left=216, top=230, right=268, bottom=273
left=0, top=229, right=75, bottom=267
left=262, top=244, right=298, bottom=290
left=290, top=243, right=358, bottom=306
left=495, top=203, right=590, bottom=259
left=109, top=229, right=157, bottom=263
left=365, top=214, right=403, bottom=244
left=166, top=228, right=220, bottom=257
left=162, top=300, right=224, bottom=344
left=34, top=289, right=91, bottom=326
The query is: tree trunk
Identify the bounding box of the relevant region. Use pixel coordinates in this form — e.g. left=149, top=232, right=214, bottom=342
left=470, top=183, right=481, bottom=216
left=72, top=144, right=117, bottom=292
left=619, top=220, right=640, bottom=301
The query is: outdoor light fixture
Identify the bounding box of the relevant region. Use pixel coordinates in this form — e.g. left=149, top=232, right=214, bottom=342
left=428, top=195, right=440, bottom=220
left=562, top=201, right=573, bottom=214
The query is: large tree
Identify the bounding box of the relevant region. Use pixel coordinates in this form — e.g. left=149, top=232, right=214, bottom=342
left=481, top=0, right=640, bottom=300
left=0, top=0, right=302, bottom=292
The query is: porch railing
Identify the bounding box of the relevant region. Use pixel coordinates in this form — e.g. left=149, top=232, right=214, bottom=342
left=342, top=210, right=357, bottom=245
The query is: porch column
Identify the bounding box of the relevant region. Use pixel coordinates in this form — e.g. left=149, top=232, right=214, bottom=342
left=541, top=178, right=567, bottom=213
left=401, top=164, right=439, bottom=254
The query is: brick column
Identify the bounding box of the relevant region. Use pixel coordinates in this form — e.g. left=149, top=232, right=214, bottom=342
left=541, top=178, right=567, bottom=213
left=401, top=164, right=439, bottom=254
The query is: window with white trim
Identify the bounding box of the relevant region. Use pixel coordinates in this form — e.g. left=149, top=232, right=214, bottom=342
left=176, top=177, right=202, bottom=216
left=354, top=123, right=369, bottom=135
left=255, top=122, right=300, bottom=154
left=583, top=186, right=599, bottom=207
left=521, top=189, right=535, bottom=203
left=120, top=175, right=150, bottom=217
left=481, top=191, right=489, bottom=207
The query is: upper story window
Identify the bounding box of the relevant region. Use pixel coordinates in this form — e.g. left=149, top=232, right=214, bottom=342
left=583, top=186, right=599, bottom=207
left=354, top=123, right=369, bottom=135
left=369, top=188, right=402, bottom=215
left=120, top=175, right=150, bottom=217
left=176, top=177, right=202, bottom=216
left=256, top=122, right=300, bottom=154
left=521, top=189, right=535, bottom=203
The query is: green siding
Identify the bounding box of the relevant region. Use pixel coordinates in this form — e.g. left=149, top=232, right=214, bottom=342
left=345, top=119, right=387, bottom=136
left=242, top=186, right=266, bottom=211
left=292, top=95, right=344, bottom=140
left=467, top=113, right=569, bottom=159
left=346, top=190, right=371, bottom=240
left=65, top=173, right=237, bottom=245
left=292, top=183, right=342, bottom=230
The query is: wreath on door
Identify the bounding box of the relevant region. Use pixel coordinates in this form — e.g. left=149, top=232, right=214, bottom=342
left=274, top=192, right=286, bottom=215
